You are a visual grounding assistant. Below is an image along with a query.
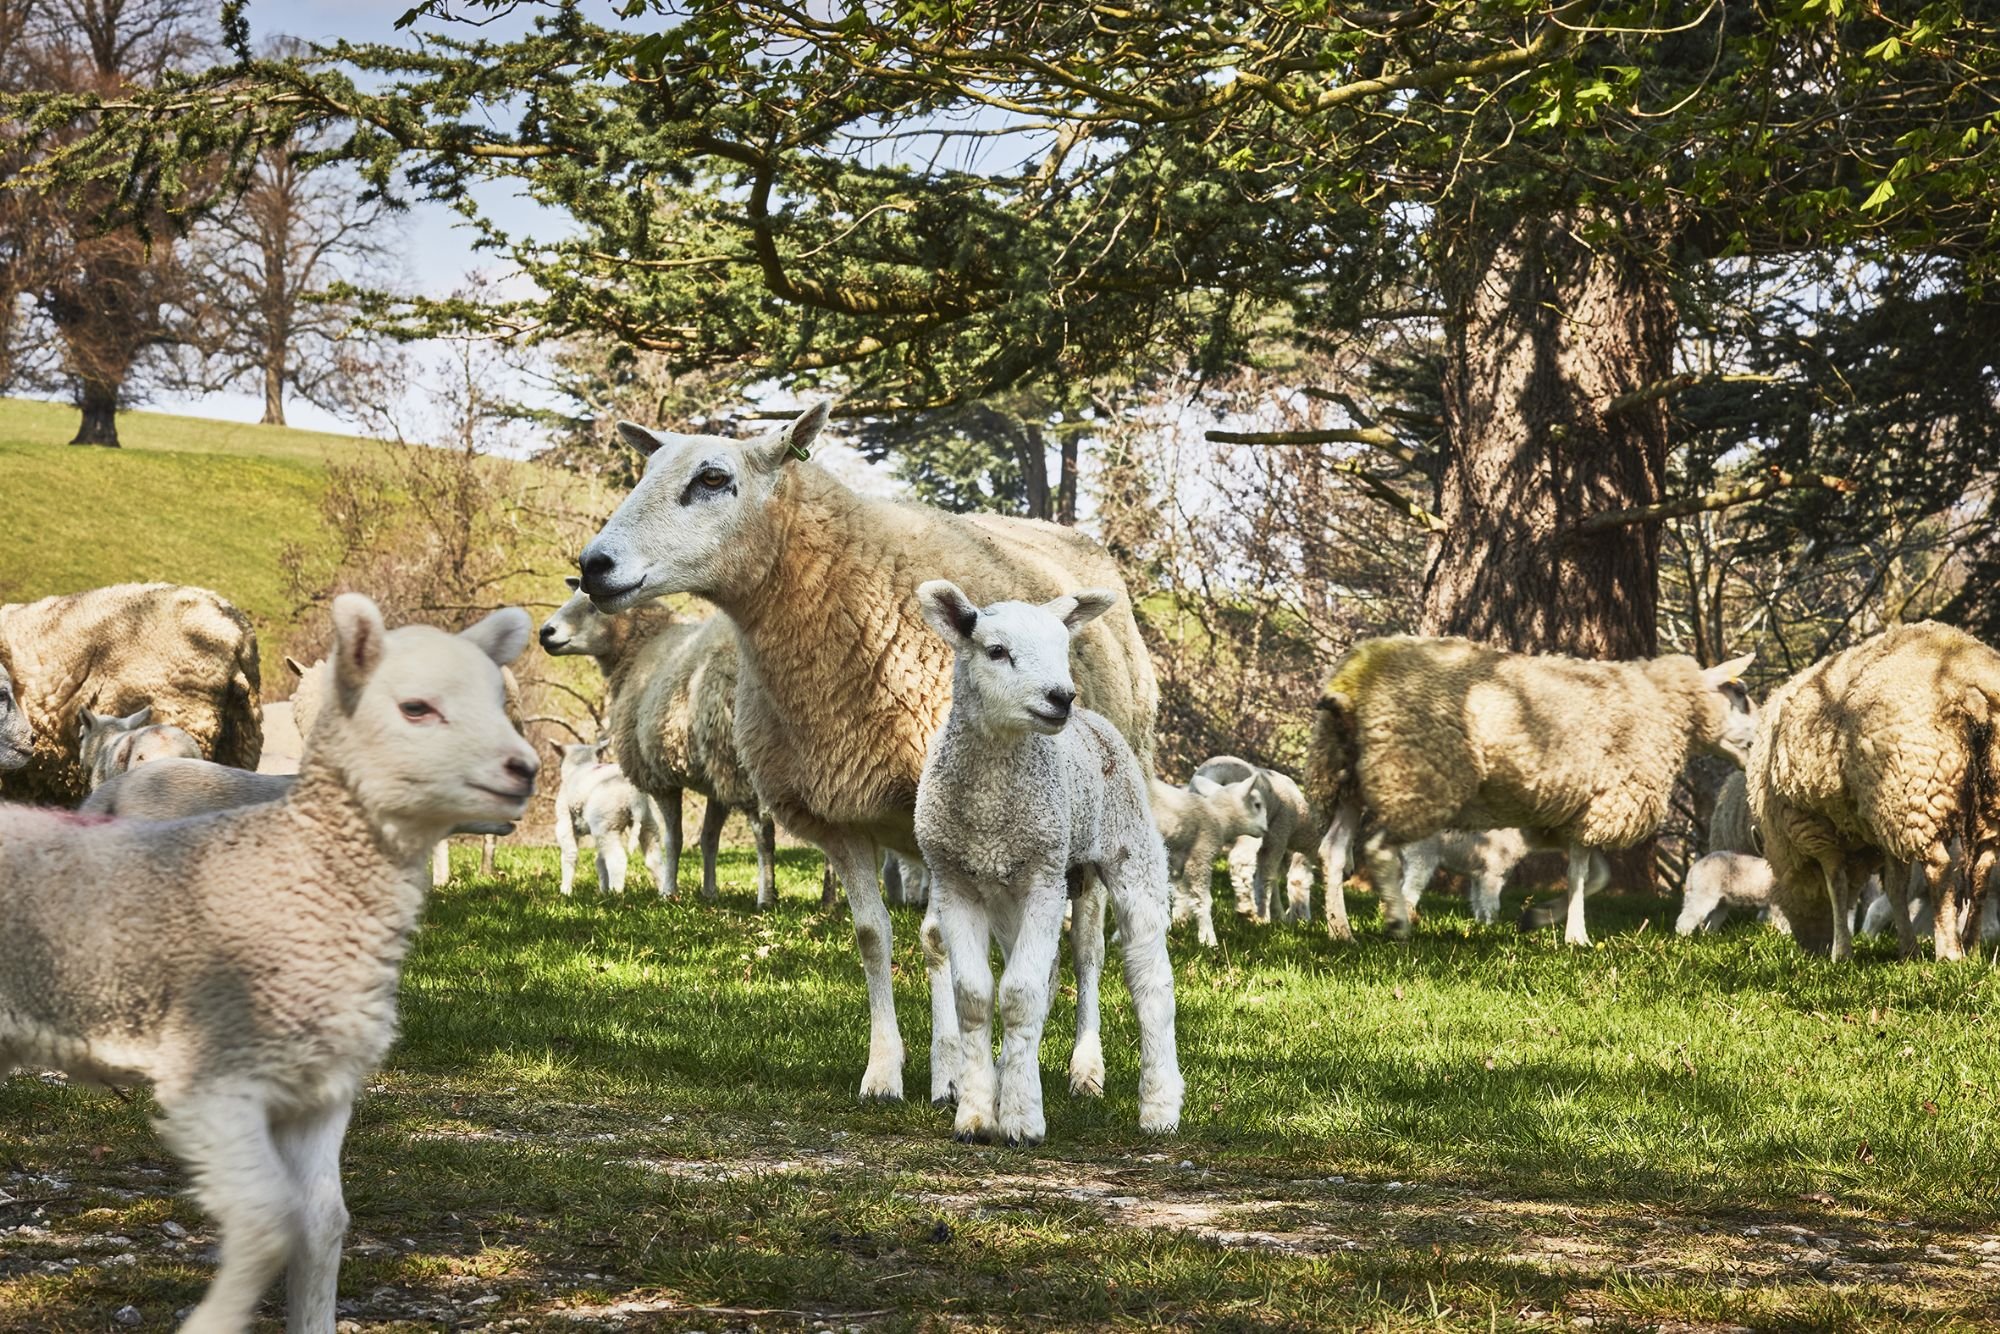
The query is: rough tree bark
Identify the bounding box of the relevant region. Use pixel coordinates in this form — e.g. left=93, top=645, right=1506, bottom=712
left=1019, top=419, right=1051, bottom=521
left=1421, top=210, right=1675, bottom=660
left=1057, top=428, right=1078, bottom=525
left=69, top=376, right=121, bottom=446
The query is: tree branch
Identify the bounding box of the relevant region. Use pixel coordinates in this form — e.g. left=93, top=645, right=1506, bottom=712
left=1603, top=371, right=1784, bottom=419
left=1205, top=425, right=1432, bottom=471
left=1573, top=468, right=1856, bottom=535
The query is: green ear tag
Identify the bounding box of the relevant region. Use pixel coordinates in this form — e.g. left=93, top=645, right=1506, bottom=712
left=787, top=441, right=812, bottom=462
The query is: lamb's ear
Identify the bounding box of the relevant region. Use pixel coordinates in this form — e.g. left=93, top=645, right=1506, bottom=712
left=284, top=655, right=306, bottom=680
left=564, top=575, right=581, bottom=592
left=752, top=399, right=832, bottom=472
left=615, top=421, right=668, bottom=459
left=1189, top=773, right=1222, bottom=796
left=1059, top=587, right=1120, bottom=631
left=116, top=705, right=152, bottom=730
left=330, top=593, right=389, bottom=701
left=77, top=707, right=101, bottom=738
left=916, top=580, right=980, bottom=645
left=461, top=607, right=533, bottom=667
left=1703, top=653, right=1755, bottom=689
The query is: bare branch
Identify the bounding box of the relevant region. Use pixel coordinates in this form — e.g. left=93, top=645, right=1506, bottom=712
left=1573, top=468, right=1857, bottom=535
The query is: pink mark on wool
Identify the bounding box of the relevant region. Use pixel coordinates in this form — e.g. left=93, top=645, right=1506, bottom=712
left=30, top=807, right=119, bottom=827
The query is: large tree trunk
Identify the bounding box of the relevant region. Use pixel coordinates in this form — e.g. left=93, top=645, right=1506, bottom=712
left=1422, top=211, right=1675, bottom=659
left=1057, top=428, right=1078, bottom=525
left=69, top=378, right=121, bottom=447
left=1019, top=420, right=1051, bottom=520
left=261, top=353, right=286, bottom=426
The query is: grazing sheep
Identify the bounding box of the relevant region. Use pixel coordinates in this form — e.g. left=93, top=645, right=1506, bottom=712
left=1748, top=622, right=2000, bottom=961
left=914, top=582, right=1181, bottom=1143
left=555, top=740, right=667, bottom=895
left=77, top=705, right=202, bottom=790
left=578, top=402, right=1158, bottom=1102
left=1149, top=773, right=1269, bottom=948
left=0, top=596, right=536, bottom=1334
left=0, top=663, right=34, bottom=772
left=606, top=615, right=781, bottom=908
left=1194, top=756, right=1323, bottom=924
left=1307, top=636, right=1755, bottom=947
left=0, top=583, right=262, bottom=804
left=1676, top=851, right=1786, bottom=935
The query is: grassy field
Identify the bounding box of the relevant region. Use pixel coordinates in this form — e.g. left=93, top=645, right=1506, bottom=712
left=3, top=855, right=1998, bottom=1332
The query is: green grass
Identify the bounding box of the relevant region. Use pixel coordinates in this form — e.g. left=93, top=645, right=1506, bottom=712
left=5, top=857, right=2000, bottom=1331
left=0, top=397, right=373, bottom=688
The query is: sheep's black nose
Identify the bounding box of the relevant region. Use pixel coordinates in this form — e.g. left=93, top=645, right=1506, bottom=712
left=579, top=550, right=617, bottom=587
left=538, top=624, right=558, bottom=646
left=504, top=756, right=539, bottom=788
left=1046, top=687, right=1077, bottom=715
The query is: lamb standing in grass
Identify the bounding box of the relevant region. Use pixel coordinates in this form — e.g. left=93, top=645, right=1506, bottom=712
left=1149, top=772, right=1269, bottom=948
left=555, top=740, right=667, bottom=895
left=914, top=582, right=1181, bottom=1144
left=1367, top=828, right=1606, bottom=936
left=77, top=705, right=202, bottom=790
left=1307, top=636, right=1756, bottom=947
left=0, top=663, right=31, bottom=771
left=0, top=595, right=538, bottom=1334
left=1193, top=756, right=1323, bottom=923
left=578, top=402, right=1158, bottom=1103
left=1748, top=622, right=2000, bottom=961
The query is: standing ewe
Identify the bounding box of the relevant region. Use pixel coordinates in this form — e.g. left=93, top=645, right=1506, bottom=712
left=77, top=705, right=202, bottom=790
left=1194, top=756, right=1322, bottom=924
left=0, top=582, right=262, bottom=804
left=0, top=595, right=537, bottom=1334
left=555, top=740, right=667, bottom=895
left=578, top=402, right=1158, bottom=1102
left=1307, top=636, right=1755, bottom=947
left=1748, top=622, right=2000, bottom=961
left=1149, top=773, right=1269, bottom=948
left=914, top=582, right=1181, bottom=1144
left=0, top=663, right=32, bottom=771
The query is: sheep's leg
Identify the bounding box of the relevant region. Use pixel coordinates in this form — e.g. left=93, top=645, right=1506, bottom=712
left=1820, top=858, right=1854, bottom=962
left=1385, top=840, right=1437, bottom=941
left=1469, top=869, right=1505, bottom=926
left=919, top=892, right=961, bottom=1106
left=1228, top=836, right=1261, bottom=918
left=883, top=852, right=907, bottom=907
left=556, top=814, right=579, bottom=897
left=1285, top=851, right=1314, bottom=923
left=430, top=840, right=451, bottom=889
left=1317, top=797, right=1360, bottom=942
left=273, top=1099, right=352, bottom=1334
left=1885, top=859, right=1922, bottom=960
left=639, top=801, right=669, bottom=896
left=825, top=833, right=906, bottom=1100
left=157, top=1089, right=296, bottom=1334
left=820, top=863, right=840, bottom=911
left=1066, top=870, right=1107, bottom=1099
left=1562, top=845, right=1594, bottom=948
left=600, top=823, right=630, bottom=894
left=753, top=813, right=779, bottom=911
left=937, top=871, right=996, bottom=1140
left=692, top=799, right=725, bottom=901
left=994, top=884, right=1065, bottom=1147
left=480, top=835, right=497, bottom=878
left=1104, top=858, right=1183, bottom=1134
left=907, top=856, right=932, bottom=907
left=658, top=787, right=684, bottom=898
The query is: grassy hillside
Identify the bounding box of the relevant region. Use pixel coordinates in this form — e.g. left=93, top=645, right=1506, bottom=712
left=0, top=398, right=373, bottom=690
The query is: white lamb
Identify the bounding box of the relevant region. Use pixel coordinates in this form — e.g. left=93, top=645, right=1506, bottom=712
left=1367, top=828, right=1607, bottom=936
left=1676, top=851, right=1787, bottom=935
left=0, top=595, right=537, bottom=1334
left=555, top=740, right=667, bottom=895
left=913, top=581, right=1182, bottom=1144
left=1192, top=756, right=1322, bottom=923
left=1148, top=773, right=1269, bottom=948
left=77, top=704, right=202, bottom=790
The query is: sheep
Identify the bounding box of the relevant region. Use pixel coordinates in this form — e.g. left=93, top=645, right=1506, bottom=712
left=0, top=582, right=262, bottom=804
left=1307, top=635, right=1756, bottom=947
left=1148, top=773, right=1269, bottom=948
left=77, top=705, right=202, bottom=790
left=0, top=595, right=536, bottom=1334
left=0, top=662, right=33, bottom=772
left=1675, top=852, right=1787, bottom=935
left=578, top=401, right=1158, bottom=1102
left=1365, top=827, right=1609, bottom=937
left=1707, top=771, right=1762, bottom=857
left=555, top=740, right=667, bottom=895
left=1747, top=621, right=2000, bottom=962
left=82, top=756, right=294, bottom=819
left=913, top=581, right=1181, bottom=1144
left=1192, top=756, right=1325, bottom=924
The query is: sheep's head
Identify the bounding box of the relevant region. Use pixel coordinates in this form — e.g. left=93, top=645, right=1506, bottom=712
left=0, top=663, right=28, bottom=772
left=917, top=580, right=1119, bottom=737
left=313, top=594, right=541, bottom=839
left=77, top=704, right=151, bottom=771
left=540, top=577, right=624, bottom=657
left=1699, top=653, right=1758, bottom=766
left=1190, top=772, right=1270, bottom=840
left=577, top=402, right=830, bottom=612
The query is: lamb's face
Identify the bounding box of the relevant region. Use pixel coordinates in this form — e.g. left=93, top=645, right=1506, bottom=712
left=77, top=705, right=151, bottom=770
left=559, top=741, right=608, bottom=784
left=539, top=578, right=618, bottom=657
left=0, top=664, right=29, bottom=771
left=577, top=403, right=829, bottom=613
left=322, top=596, right=541, bottom=833
left=1191, top=772, right=1270, bottom=839
left=917, top=580, right=1120, bottom=737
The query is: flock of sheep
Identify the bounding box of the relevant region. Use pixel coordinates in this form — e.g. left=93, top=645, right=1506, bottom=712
left=2, top=401, right=1998, bottom=1331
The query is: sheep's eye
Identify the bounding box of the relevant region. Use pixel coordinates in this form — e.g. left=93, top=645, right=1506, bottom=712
left=399, top=700, right=438, bottom=722
left=985, top=644, right=1010, bottom=663
left=698, top=468, right=731, bottom=489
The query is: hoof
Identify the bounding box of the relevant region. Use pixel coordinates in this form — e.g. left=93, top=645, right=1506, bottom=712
left=859, top=1088, right=904, bottom=1104
left=1002, top=1131, right=1045, bottom=1148
left=1068, top=1070, right=1105, bottom=1099
left=953, top=1128, right=993, bottom=1145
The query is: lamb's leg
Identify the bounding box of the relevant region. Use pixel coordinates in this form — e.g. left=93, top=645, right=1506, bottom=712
left=1104, top=857, right=1183, bottom=1134
left=1317, top=796, right=1360, bottom=941
left=273, top=1099, right=352, bottom=1334
left=825, top=833, right=907, bottom=1100
left=820, top=863, right=840, bottom=911
left=753, top=813, right=779, bottom=911
left=1562, top=844, right=1594, bottom=948
left=883, top=852, right=906, bottom=907
left=658, top=787, right=684, bottom=898
left=157, top=1089, right=296, bottom=1334
left=599, top=822, right=630, bottom=894
left=696, top=800, right=728, bottom=904
left=919, top=892, right=961, bottom=1106
left=431, top=840, right=451, bottom=888
left=1385, top=840, right=1438, bottom=941
left=1228, top=836, right=1261, bottom=918
left=1285, top=851, right=1314, bottom=923
left=1066, top=870, right=1107, bottom=1099
left=937, top=871, right=997, bottom=1140
left=1183, top=832, right=1220, bottom=949
left=1469, top=869, right=1504, bottom=926
left=556, top=813, right=580, bottom=897
left=994, top=884, right=1066, bottom=1147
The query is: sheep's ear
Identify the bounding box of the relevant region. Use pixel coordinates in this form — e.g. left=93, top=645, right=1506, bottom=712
left=330, top=593, right=389, bottom=701
left=752, top=399, right=832, bottom=472
left=1189, top=773, right=1222, bottom=796
left=916, top=580, right=980, bottom=645
left=564, top=575, right=581, bottom=592
left=284, top=655, right=306, bottom=680
left=1058, top=587, right=1119, bottom=631
left=77, top=708, right=101, bottom=738
left=616, top=421, right=668, bottom=459
left=120, top=705, right=153, bottom=729
left=460, top=607, right=533, bottom=667
left=1703, top=653, right=1755, bottom=689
